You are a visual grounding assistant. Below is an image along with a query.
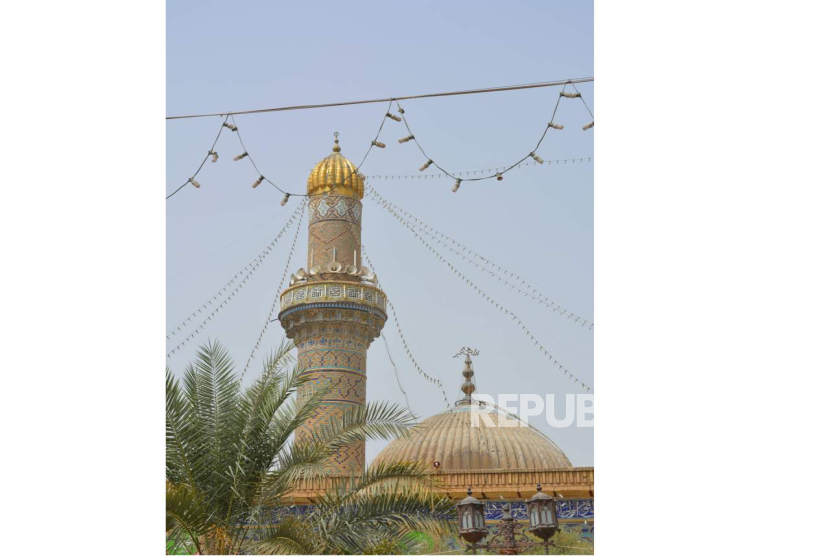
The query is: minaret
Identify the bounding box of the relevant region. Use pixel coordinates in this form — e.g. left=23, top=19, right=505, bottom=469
left=278, top=134, right=387, bottom=474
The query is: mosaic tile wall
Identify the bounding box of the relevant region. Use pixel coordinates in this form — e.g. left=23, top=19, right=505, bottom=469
left=263, top=499, right=595, bottom=540
left=308, top=195, right=363, bottom=271
left=280, top=194, right=386, bottom=474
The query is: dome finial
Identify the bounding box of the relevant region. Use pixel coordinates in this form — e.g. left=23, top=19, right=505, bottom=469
left=454, top=347, right=480, bottom=405
left=332, top=131, right=341, bottom=152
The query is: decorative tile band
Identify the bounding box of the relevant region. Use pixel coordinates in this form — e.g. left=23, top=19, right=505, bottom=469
left=261, top=499, right=594, bottom=521
left=483, top=500, right=594, bottom=520
left=279, top=303, right=386, bottom=321
left=281, top=282, right=387, bottom=312
left=309, top=196, right=362, bottom=225
left=300, top=368, right=366, bottom=377
left=279, top=301, right=387, bottom=321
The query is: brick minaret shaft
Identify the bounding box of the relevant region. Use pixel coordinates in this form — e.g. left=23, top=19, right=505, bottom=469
left=277, top=137, right=387, bottom=474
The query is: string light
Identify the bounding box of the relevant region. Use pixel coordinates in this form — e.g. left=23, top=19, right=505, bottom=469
left=530, top=152, right=544, bottom=164
left=280, top=193, right=290, bottom=206
left=452, top=178, right=461, bottom=193
left=362, top=156, right=592, bottom=180
left=222, top=102, right=394, bottom=199
left=582, top=121, right=594, bottom=131
left=252, top=175, right=264, bottom=189
left=381, top=332, right=413, bottom=414
left=339, top=217, right=453, bottom=410
left=378, top=279, right=454, bottom=410
left=170, top=84, right=592, bottom=200
left=367, top=187, right=593, bottom=329
left=240, top=201, right=306, bottom=378
left=167, top=115, right=230, bottom=200
left=166, top=202, right=306, bottom=357
left=368, top=187, right=592, bottom=392
left=391, top=83, right=593, bottom=190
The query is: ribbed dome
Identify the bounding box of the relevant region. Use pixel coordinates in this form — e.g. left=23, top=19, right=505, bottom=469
left=307, top=135, right=364, bottom=199
left=372, top=405, right=573, bottom=471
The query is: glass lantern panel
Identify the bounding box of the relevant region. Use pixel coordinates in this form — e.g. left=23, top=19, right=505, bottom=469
left=530, top=506, right=539, bottom=527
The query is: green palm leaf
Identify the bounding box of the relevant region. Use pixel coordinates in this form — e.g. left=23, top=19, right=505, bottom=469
left=167, top=339, right=454, bottom=555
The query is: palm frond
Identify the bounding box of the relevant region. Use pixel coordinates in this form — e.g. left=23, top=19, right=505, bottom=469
left=247, top=516, right=320, bottom=555
left=167, top=339, right=450, bottom=555
left=309, top=401, right=418, bottom=454
left=166, top=368, right=198, bottom=487
left=316, top=488, right=455, bottom=554
left=226, top=343, right=298, bottom=530
left=166, top=483, right=214, bottom=553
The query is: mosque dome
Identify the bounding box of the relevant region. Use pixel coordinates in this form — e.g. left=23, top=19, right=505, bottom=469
left=307, top=133, right=364, bottom=199
left=372, top=355, right=573, bottom=471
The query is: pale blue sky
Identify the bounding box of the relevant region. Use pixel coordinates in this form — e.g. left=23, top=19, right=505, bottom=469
left=166, top=0, right=594, bottom=465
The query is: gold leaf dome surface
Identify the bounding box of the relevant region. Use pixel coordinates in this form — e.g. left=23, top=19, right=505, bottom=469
left=307, top=136, right=364, bottom=199
left=372, top=405, right=573, bottom=471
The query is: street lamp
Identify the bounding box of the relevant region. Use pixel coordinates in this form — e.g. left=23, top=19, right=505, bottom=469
left=527, top=484, right=559, bottom=541
left=456, top=485, right=562, bottom=554
left=457, top=488, right=488, bottom=546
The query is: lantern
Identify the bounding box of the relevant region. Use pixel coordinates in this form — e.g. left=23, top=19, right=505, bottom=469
left=457, top=488, right=488, bottom=544
left=526, top=484, right=558, bottom=541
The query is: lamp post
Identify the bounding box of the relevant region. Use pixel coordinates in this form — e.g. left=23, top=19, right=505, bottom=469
left=457, top=488, right=488, bottom=553
left=526, top=484, right=559, bottom=554
left=456, top=485, right=561, bottom=555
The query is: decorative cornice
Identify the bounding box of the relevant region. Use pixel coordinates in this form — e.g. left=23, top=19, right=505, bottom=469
left=286, top=467, right=594, bottom=503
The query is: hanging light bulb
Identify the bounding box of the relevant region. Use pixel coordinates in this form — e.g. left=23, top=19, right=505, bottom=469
left=419, top=159, right=433, bottom=172
left=560, top=91, right=581, bottom=98
left=583, top=121, right=595, bottom=130
left=189, top=177, right=201, bottom=188
left=398, top=135, right=415, bottom=143
left=496, top=173, right=503, bottom=181
left=252, top=175, right=264, bottom=188
left=452, top=178, right=461, bottom=193
left=530, top=152, right=544, bottom=164
left=548, top=122, right=564, bottom=130
left=233, top=151, right=249, bottom=161
left=371, top=140, right=386, bottom=148
left=209, top=150, right=219, bottom=162
left=281, top=193, right=290, bottom=206
left=223, top=122, right=238, bottom=131
left=386, top=112, right=402, bottom=122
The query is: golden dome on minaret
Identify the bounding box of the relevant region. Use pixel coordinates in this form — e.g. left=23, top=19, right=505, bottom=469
left=307, top=133, right=364, bottom=199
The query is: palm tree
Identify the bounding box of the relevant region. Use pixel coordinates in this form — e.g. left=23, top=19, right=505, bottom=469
left=166, top=340, right=454, bottom=555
